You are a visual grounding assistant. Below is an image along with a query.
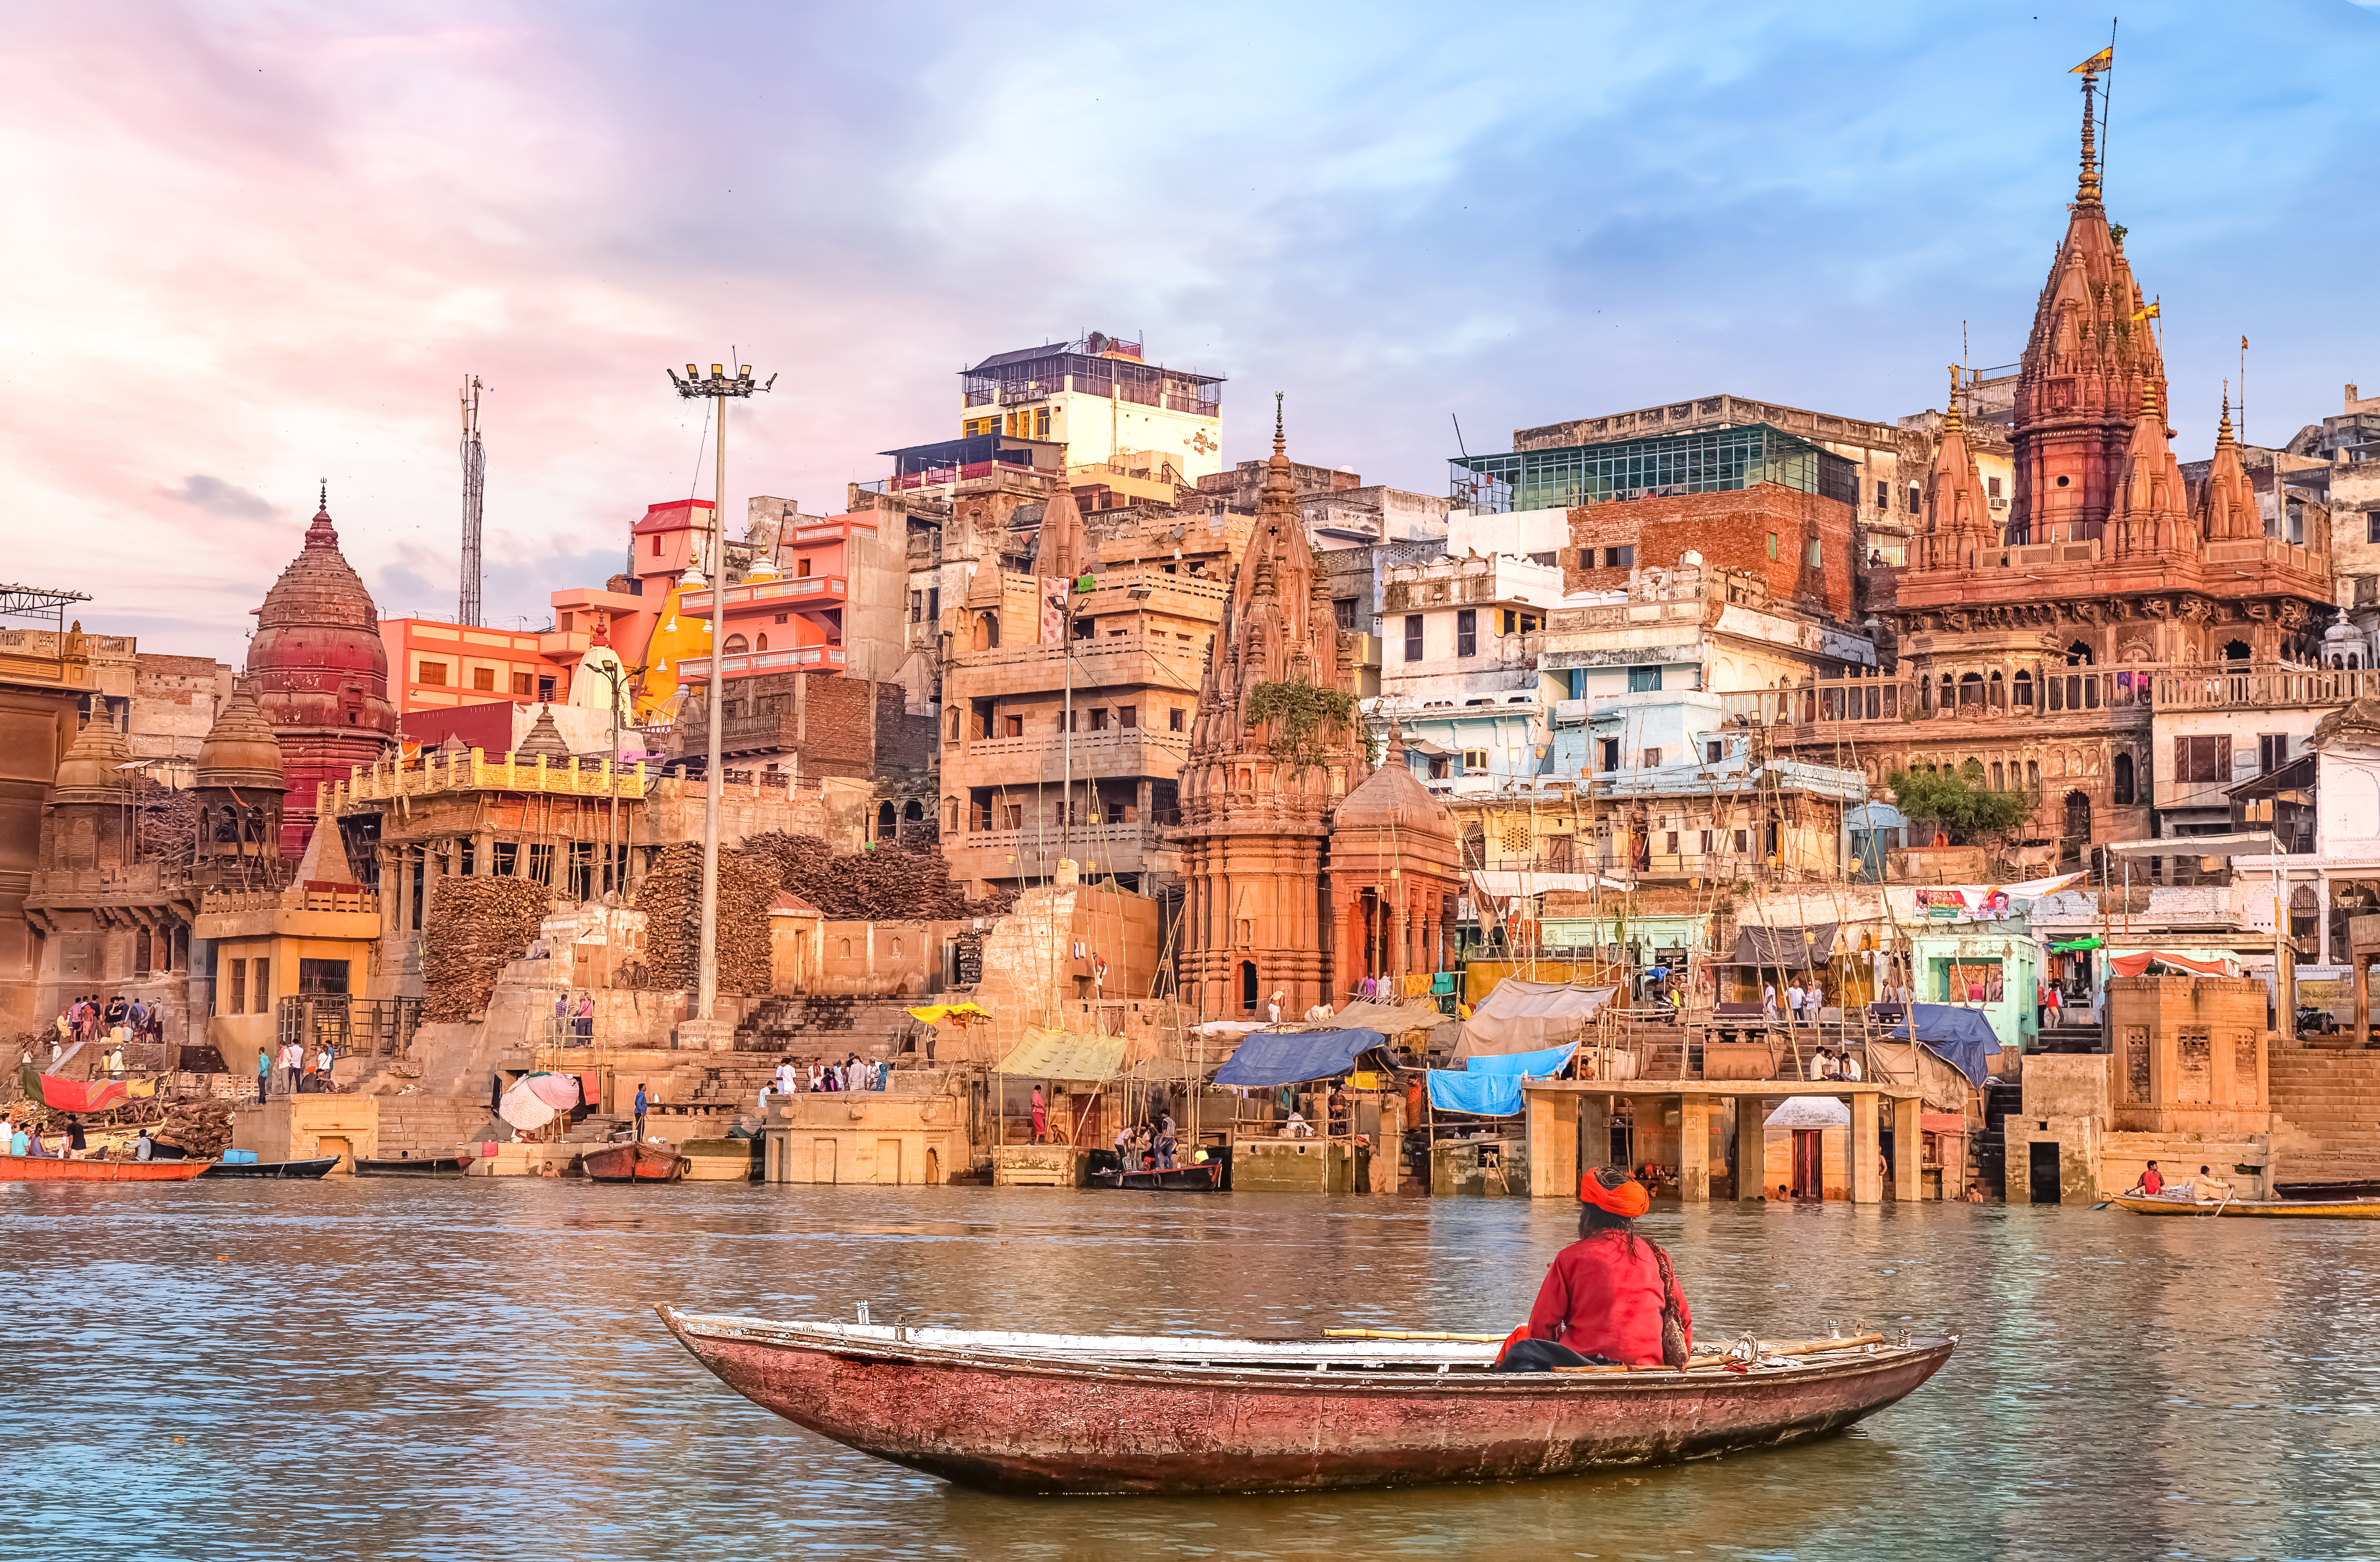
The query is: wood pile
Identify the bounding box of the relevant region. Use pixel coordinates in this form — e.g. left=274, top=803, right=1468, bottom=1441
left=630, top=841, right=775, bottom=994
left=422, top=877, right=549, bottom=1022
left=744, top=832, right=1007, bottom=920
left=154, top=1098, right=234, bottom=1159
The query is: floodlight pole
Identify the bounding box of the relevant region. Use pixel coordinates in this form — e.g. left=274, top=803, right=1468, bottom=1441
left=668, top=361, right=774, bottom=1021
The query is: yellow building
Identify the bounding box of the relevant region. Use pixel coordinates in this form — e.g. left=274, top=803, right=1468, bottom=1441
left=193, top=816, right=383, bottom=1068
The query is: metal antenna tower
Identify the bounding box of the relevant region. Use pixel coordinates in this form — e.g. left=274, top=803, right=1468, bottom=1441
left=459, top=375, right=486, bottom=626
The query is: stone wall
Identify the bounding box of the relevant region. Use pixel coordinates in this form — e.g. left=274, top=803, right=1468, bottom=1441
left=1563, top=483, right=1859, bottom=624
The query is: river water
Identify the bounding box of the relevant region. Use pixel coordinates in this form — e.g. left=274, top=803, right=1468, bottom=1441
left=9, top=1181, right=2379, bottom=1560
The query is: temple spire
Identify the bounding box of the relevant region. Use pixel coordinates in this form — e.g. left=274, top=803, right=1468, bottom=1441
left=2073, top=49, right=2108, bottom=206
left=2217, top=383, right=2236, bottom=448
left=1944, top=364, right=1964, bottom=433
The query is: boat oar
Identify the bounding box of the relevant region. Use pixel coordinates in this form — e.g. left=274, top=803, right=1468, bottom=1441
left=1323, top=1328, right=1510, bottom=1343
left=1553, top=1332, right=1887, bottom=1374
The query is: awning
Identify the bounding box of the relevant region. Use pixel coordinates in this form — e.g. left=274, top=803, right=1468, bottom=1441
left=1463, top=1041, right=1577, bottom=1077
left=498, top=1080, right=559, bottom=1132
left=2049, top=938, right=2104, bottom=952
left=2103, top=835, right=2274, bottom=856
left=1328, top=1001, right=1450, bottom=1032
left=2108, top=950, right=2240, bottom=979
left=1764, top=1096, right=1851, bottom=1128
left=995, top=1027, right=1129, bottom=1084
left=1454, top=982, right=1618, bottom=1057
left=1427, top=1069, right=1523, bottom=1117
left=1470, top=871, right=1630, bottom=897
left=23, top=1071, right=128, bottom=1114
left=1729, top=923, right=1839, bottom=969
left=1213, top=1029, right=1387, bottom=1088
left=1886, top=1004, right=2004, bottom=1085
left=908, top=1002, right=991, bottom=1027
left=522, top=1072, right=584, bottom=1110
left=1197, top=1019, right=1265, bottom=1036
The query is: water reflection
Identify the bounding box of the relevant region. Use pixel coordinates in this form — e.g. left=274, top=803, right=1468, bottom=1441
left=9, top=1182, right=2376, bottom=1559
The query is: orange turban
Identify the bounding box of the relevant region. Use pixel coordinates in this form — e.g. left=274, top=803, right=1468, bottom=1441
left=1579, top=1169, right=1649, bottom=1218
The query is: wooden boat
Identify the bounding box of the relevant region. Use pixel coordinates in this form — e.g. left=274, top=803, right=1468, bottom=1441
left=583, top=1142, right=689, bottom=1184
left=1091, top=1162, right=1224, bottom=1191
left=2110, top=1194, right=2380, bottom=1219
left=201, top=1155, right=340, bottom=1180
left=2274, top=1178, right=2380, bottom=1201
left=352, top=1154, right=476, bottom=1179
left=657, top=1307, right=1956, bottom=1495
left=1, top=1154, right=211, bottom=1183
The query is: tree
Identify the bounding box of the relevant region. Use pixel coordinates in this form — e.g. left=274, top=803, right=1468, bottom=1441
left=1887, top=767, right=2034, bottom=845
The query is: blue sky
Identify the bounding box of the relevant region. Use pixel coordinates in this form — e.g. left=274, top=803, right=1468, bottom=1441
left=5, top=0, right=2375, bottom=659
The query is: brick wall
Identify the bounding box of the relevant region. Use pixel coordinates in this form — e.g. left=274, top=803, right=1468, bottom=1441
left=787, top=674, right=933, bottom=781
left=1561, top=483, right=1857, bottom=622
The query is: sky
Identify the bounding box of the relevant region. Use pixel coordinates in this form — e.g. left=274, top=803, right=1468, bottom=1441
left=5, top=0, right=2377, bottom=662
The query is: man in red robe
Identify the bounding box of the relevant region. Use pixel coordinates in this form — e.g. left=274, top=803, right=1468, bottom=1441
left=1503, top=1167, right=1692, bottom=1369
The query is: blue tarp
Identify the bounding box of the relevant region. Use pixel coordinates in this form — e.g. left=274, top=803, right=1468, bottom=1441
left=1890, top=1003, right=2003, bottom=1084
left=1428, top=1069, right=1524, bottom=1117
left=1463, top=1042, right=1577, bottom=1077
left=1212, top=1028, right=1386, bottom=1088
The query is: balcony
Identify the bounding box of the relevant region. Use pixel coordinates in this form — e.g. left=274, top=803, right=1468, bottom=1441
left=674, top=706, right=806, bottom=758
left=680, top=645, right=847, bottom=681
left=943, top=819, right=1176, bottom=871
left=677, top=576, right=847, bottom=616
left=947, top=626, right=1204, bottom=693
left=2152, top=664, right=2380, bottom=711
left=329, top=749, right=649, bottom=813
left=943, top=727, right=1192, bottom=785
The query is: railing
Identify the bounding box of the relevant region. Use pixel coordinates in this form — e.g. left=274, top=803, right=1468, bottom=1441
left=202, top=885, right=379, bottom=917
left=680, top=645, right=847, bottom=680
left=946, top=728, right=1192, bottom=775
left=947, top=820, right=1173, bottom=857
left=276, top=995, right=420, bottom=1058
left=1711, top=662, right=2361, bottom=731
left=887, top=460, right=1042, bottom=491
left=2154, top=665, right=2380, bottom=710
left=329, top=750, right=649, bottom=812
left=677, top=576, right=848, bottom=614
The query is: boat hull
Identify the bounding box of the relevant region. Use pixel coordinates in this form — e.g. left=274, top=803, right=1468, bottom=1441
left=659, top=1308, right=1955, bottom=1495
left=2112, top=1194, right=2380, bottom=1219
left=1091, top=1164, right=1223, bottom=1192
left=352, top=1156, right=476, bottom=1179
left=201, top=1156, right=340, bottom=1179
left=1, top=1154, right=211, bottom=1182
left=584, top=1143, right=688, bottom=1183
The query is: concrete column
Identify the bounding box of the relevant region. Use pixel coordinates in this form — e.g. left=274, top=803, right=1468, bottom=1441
left=1892, top=1095, right=1923, bottom=1201
left=1579, top=1092, right=1611, bottom=1176
left=1851, top=1091, right=1883, bottom=1204
left=1678, top=1094, right=1711, bottom=1203
left=474, top=827, right=495, bottom=877
left=1526, top=1088, right=1579, bottom=1199
left=1736, top=1093, right=1767, bottom=1200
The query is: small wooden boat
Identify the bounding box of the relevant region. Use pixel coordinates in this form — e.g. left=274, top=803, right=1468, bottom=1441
left=658, top=1307, right=1956, bottom=1495
left=201, top=1155, right=340, bottom=1180
left=1091, top=1162, right=1224, bottom=1191
left=1, top=1154, right=211, bottom=1183
left=584, top=1142, right=688, bottom=1184
left=352, top=1154, right=476, bottom=1179
left=2274, top=1178, right=2380, bottom=1201
left=2111, top=1194, right=2380, bottom=1219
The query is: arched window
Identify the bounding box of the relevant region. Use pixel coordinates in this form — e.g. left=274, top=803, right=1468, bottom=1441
left=976, top=612, right=1001, bottom=650
left=2062, top=792, right=2092, bottom=866
left=839, top=938, right=853, bottom=958
left=947, top=708, right=961, bottom=740
left=1961, top=758, right=1985, bottom=783
left=1989, top=670, right=2005, bottom=708
left=2066, top=641, right=2094, bottom=666
left=2013, top=669, right=2034, bottom=708
left=134, top=928, right=153, bottom=977
left=2223, top=639, right=2251, bottom=662
left=755, top=633, right=769, bottom=652
left=903, top=799, right=924, bottom=823
left=2112, top=752, right=2135, bottom=805
left=1240, top=961, right=1259, bottom=1014
left=1958, top=673, right=1984, bottom=708
left=723, top=633, right=749, bottom=655
left=2027, top=760, right=2040, bottom=792
left=877, top=802, right=896, bottom=838
left=944, top=798, right=959, bottom=831
left=1990, top=762, right=2004, bottom=791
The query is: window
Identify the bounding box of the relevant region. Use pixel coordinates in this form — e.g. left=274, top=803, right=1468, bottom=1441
left=2013, top=669, right=2033, bottom=708
left=1766, top=533, right=1778, bottom=560
left=1602, top=545, right=1635, bottom=569
left=1455, top=609, right=1477, bottom=657
left=1089, top=708, right=1109, bottom=732
left=298, top=958, right=350, bottom=995
left=1428, top=756, right=1449, bottom=780
left=1705, top=740, right=1723, bottom=764
left=723, top=634, right=748, bottom=655
left=1599, top=738, right=1621, bottom=771
left=1169, top=707, right=1185, bottom=732
left=2368, top=512, right=2380, bottom=545
left=795, top=557, right=812, bottom=578
left=1805, top=538, right=1821, bottom=567
left=1000, top=803, right=1022, bottom=829
left=471, top=666, right=495, bottom=691
left=1641, top=747, right=1664, bottom=769
left=1698, top=830, right=1714, bottom=855
left=1875, top=479, right=1889, bottom=510
left=1119, top=706, right=1138, bottom=729
left=1907, top=483, right=1922, bottom=513
left=1528, top=551, right=1557, bottom=566
left=1628, top=666, right=1661, bottom=693
left=1334, top=598, right=1359, bottom=631
left=1461, top=748, right=1488, bottom=771
left=2112, top=752, right=2135, bottom=805
left=228, top=958, right=246, bottom=1015
left=947, top=709, right=961, bottom=740
left=2260, top=734, right=2289, bottom=774
left=511, top=671, right=533, bottom=697
left=538, top=675, right=555, bottom=700
left=1035, top=407, right=1051, bottom=438
left=1073, top=616, right=1094, bottom=641
left=909, top=590, right=923, bottom=623
left=1987, top=476, right=2003, bottom=500
left=1403, top=615, right=1423, bottom=662
left=653, top=534, right=663, bottom=557
left=755, top=634, right=768, bottom=652
left=254, top=958, right=269, bottom=1008
left=1003, top=714, right=1023, bottom=738
left=2175, top=735, right=2232, bottom=784
left=928, top=587, right=940, bottom=623
left=418, top=660, right=448, bottom=686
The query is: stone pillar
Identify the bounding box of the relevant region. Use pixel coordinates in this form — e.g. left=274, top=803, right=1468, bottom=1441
left=474, top=826, right=495, bottom=877
left=1526, top=1087, right=1578, bottom=1199
left=1678, top=1094, right=1712, bottom=1203
left=1736, top=1093, right=1767, bottom=1200
left=1578, top=1092, right=1611, bottom=1176
left=1851, top=1091, right=1883, bottom=1204
left=1891, top=1094, right=1923, bottom=1201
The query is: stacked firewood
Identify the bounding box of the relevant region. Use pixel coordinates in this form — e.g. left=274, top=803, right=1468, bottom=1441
left=629, top=841, right=775, bottom=994
left=422, top=877, right=549, bottom=1022
left=153, top=1098, right=234, bottom=1159
left=743, top=832, right=1007, bottom=920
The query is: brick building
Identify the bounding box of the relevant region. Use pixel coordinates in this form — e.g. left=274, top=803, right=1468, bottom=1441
left=1561, top=475, right=1859, bottom=625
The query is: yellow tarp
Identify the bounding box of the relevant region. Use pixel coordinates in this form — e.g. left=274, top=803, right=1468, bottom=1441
left=996, top=1026, right=1129, bottom=1083
left=908, top=1002, right=991, bottom=1027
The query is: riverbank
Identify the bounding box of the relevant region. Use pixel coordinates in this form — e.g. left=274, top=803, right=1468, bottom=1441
left=7, top=1183, right=2364, bottom=1559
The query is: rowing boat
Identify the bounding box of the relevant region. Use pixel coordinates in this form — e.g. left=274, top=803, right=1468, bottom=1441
left=658, top=1307, right=1956, bottom=1495
left=201, top=1155, right=340, bottom=1179
left=584, top=1143, right=688, bottom=1183
left=0, top=1154, right=211, bottom=1183
left=2109, top=1194, right=2380, bottom=1219
left=1090, top=1163, right=1223, bottom=1192
left=352, top=1155, right=475, bottom=1179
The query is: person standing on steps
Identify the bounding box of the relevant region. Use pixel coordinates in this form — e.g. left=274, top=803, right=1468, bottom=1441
left=633, top=1082, right=649, bottom=1142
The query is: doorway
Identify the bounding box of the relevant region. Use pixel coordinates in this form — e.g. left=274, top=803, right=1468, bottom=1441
left=2028, top=1141, right=2062, bottom=1203
left=812, top=1138, right=837, bottom=1184
left=1791, top=1129, right=1824, bottom=1200
left=876, top=1139, right=902, bottom=1185
left=317, top=1135, right=352, bottom=1173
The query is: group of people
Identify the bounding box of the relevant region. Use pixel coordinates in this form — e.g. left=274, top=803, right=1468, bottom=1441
left=53, top=994, right=163, bottom=1054
left=1759, top=979, right=1829, bottom=1024
left=758, top=1055, right=890, bottom=1107
left=1111, top=1114, right=1181, bottom=1172
left=553, top=991, right=597, bottom=1045
left=1806, top=1045, right=1864, bottom=1081
left=2128, top=1160, right=2237, bottom=1202
left=254, top=1041, right=338, bottom=1102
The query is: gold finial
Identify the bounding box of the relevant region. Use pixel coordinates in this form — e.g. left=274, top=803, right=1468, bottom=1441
left=2139, top=378, right=2158, bottom=423
left=2076, top=67, right=2103, bottom=205
left=2217, top=383, right=2235, bottom=448
left=1944, top=365, right=1963, bottom=433
left=1273, top=391, right=1285, bottom=456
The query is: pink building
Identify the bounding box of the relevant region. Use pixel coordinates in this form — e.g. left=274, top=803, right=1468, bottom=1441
left=675, top=512, right=878, bottom=683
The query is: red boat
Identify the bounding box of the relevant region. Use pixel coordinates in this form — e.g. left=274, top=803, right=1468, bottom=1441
left=658, top=1307, right=1958, bottom=1495
left=583, top=1143, right=688, bottom=1183
left=1, top=1154, right=212, bottom=1183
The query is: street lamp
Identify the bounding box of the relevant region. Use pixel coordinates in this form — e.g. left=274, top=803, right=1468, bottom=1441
left=668, top=360, right=773, bottom=1025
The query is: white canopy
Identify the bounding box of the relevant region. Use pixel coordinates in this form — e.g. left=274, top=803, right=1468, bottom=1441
left=1453, top=981, right=1618, bottom=1058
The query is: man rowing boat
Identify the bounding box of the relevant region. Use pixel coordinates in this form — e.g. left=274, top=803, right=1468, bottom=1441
left=1498, top=1165, right=1692, bottom=1371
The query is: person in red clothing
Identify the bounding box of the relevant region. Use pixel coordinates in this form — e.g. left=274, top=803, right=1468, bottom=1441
left=2132, top=1160, right=2164, bottom=1196
left=1497, top=1166, right=1692, bottom=1370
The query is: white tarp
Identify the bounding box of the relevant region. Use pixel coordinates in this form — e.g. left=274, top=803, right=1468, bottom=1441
left=1454, top=981, right=1619, bottom=1057
left=498, top=1081, right=559, bottom=1132
left=1764, top=1095, right=1851, bottom=1128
